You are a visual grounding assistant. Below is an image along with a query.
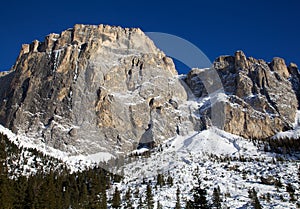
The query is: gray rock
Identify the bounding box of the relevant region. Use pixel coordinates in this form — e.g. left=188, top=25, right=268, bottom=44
left=0, top=24, right=187, bottom=156
left=186, top=51, right=298, bottom=139
left=1, top=24, right=299, bottom=158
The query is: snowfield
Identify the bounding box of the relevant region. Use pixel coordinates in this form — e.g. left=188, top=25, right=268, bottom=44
left=1, top=124, right=299, bottom=208
left=117, top=129, right=300, bottom=208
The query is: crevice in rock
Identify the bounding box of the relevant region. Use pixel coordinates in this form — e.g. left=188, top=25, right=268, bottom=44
left=21, top=78, right=30, bottom=103
left=149, top=98, right=154, bottom=107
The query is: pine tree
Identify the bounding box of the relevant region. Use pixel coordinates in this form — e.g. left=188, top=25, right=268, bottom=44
left=24, top=175, right=38, bottom=209
left=185, top=200, right=193, bottom=209
left=0, top=135, right=15, bottom=209
left=14, top=176, right=28, bottom=208
left=137, top=195, right=143, bottom=209
left=69, top=173, right=80, bottom=208
left=190, top=179, right=209, bottom=209
left=0, top=174, right=14, bottom=209
left=79, top=181, right=89, bottom=208
left=212, top=187, right=222, bottom=209
left=62, top=185, right=71, bottom=209
left=167, top=175, right=173, bottom=187
left=145, top=183, right=154, bottom=209
left=111, top=187, right=121, bottom=208
left=157, top=200, right=163, bottom=209
left=156, top=173, right=165, bottom=187
left=134, top=186, right=140, bottom=198
left=125, top=188, right=133, bottom=208
left=46, top=170, right=57, bottom=209
left=175, top=187, right=181, bottom=209
left=99, top=190, right=108, bottom=209
left=248, top=188, right=262, bottom=209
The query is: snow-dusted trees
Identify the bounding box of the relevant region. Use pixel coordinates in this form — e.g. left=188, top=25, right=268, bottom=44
left=111, top=187, right=121, bottom=208
left=248, top=188, right=262, bottom=209
left=124, top=188, right=133, bottom=208
left=0, top=134, right=14, bottom=208
left=187, top=179, right=209, bottom=209
left=145, top=182, right=154, bottom=209
left=156, top=200, right=163, bottom=209
left=175, top=187, right=181, bottom=209
left=156, top=173, right=165, bottom=187
left=212, top=186, right=222, bottom=209
left=0, top=133, right=112, bottom=209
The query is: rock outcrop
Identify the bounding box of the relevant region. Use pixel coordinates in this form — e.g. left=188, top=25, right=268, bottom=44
left=0, top=24, right=299, bottom=156
left=0, top=24, right=187, bottom=155
left=186, top=51, right=299, bottom=139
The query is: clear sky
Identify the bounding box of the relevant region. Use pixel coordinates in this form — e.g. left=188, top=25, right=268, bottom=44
left=0, top=0, right=299, bottom=73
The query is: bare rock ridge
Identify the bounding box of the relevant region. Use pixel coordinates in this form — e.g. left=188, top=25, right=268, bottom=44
left=0, top=24, right=299, bottom=156
left=185, top=51, right=300, bottom=139
left=0, top=24, right=187, bottom=155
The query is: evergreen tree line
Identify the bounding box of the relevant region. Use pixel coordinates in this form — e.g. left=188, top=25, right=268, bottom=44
left=0, top=167, right=111, bottom=209
left=185, top=178, right=222, bottom=209
left=1, top=133, right=266, bottom=209
left=261, top=137, right=300, bottom=154
left=0, top=133, right=115, bottom=209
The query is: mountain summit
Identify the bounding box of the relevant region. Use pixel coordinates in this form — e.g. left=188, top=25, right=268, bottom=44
left=187, top=51, right=300, bottom=139
left=0, top=24, right=188, bottom=157
left=0, top=24, right=299, bottom=159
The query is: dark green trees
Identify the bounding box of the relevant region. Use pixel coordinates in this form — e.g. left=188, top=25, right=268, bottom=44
left=156, top=173, right=165, bottom=187
left=124, top=188, right=133, bottom=208
left=0, top=133, right=114, bottom=209
left=145, top=183, right=154, bottom=209
left=175, top=187, right=181, bottom=209
left=187, top=179, right=209, bottom=209
left=111, top=187, right=121, bottom=208
left=248, top=188, right=262, bottom=209
left=0, top=133, right=14, bottom=209
left=212, top=186, right=222, bottom=209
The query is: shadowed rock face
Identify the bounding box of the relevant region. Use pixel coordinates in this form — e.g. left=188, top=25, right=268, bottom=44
left=186, top=51, right=299, bottom=139
left=0, top=24, right=187, bottom=155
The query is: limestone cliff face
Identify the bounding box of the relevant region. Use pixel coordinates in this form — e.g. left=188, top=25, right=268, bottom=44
left=1, top=24, right=299, bottom=155
left=186, top=51, right=299, bottom=139
left=0, top=24, right=187, bottom=155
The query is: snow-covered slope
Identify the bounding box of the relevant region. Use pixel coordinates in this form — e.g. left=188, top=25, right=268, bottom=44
left=273, top=110, right=300, bottom=139
left=113, top=128, right=300, bottom=208
left=0, top=125, right=114, bottom=173
left=1, top=122, right=299, bottom=208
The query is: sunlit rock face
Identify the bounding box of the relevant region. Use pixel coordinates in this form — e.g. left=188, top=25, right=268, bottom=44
left=0, top=24, right=187, bottom=155
left=1, top=24, right=299, bottom=157
left=186, top=51, right=299, bottom=139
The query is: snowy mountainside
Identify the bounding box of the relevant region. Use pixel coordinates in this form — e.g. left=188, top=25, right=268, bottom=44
left=1, top=121, right=299, bottom=208
left=273, top=110, right=300, bottom=139
left=113, top=128, right=300, bottom=208
left=0, top=23, right=300, bottom=208
left=0, top=125, right=114, bottom=174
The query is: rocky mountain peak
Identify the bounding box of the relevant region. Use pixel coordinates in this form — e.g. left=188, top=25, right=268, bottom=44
left=0, top=24, right=185, bottom=156
left=186, top=50, right=299, bottom=139
left=0, top=25, right=299, bottom=158
left=269, top=57, right=290, bottom=79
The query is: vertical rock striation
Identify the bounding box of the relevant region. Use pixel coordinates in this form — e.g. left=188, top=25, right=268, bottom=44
left=0, top=24, right=187, bottom=155
left=185, top=51, right=299, bottom=139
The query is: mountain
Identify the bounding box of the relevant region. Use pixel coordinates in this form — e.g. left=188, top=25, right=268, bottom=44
left=0, top=24, right=188, bottom=158
left=1, top=24, right=299, bottom=158
left=0, top=24, right=300, bottom=208
left=186, top=51, right=300, bottom=139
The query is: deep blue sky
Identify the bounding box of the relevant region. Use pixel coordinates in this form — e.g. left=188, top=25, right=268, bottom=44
left=0, top=0, right=299, bottom=73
